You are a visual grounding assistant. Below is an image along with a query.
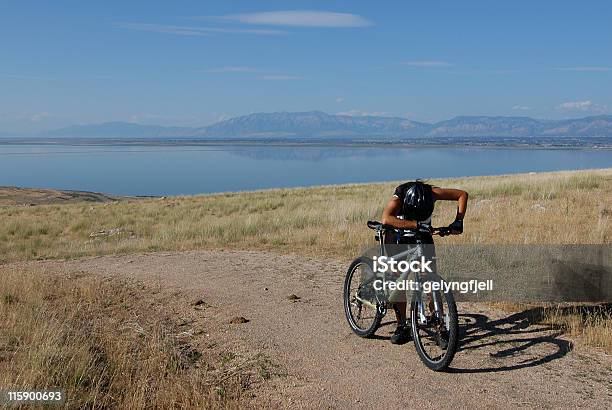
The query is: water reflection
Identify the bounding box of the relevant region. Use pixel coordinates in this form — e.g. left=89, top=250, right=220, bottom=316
left=0, top=144, right=611, bottom=196
left=225, top=146, right=405, bottom=161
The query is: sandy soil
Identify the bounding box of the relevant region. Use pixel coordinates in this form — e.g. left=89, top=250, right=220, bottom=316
left=9, top=250, right=612, bottom=409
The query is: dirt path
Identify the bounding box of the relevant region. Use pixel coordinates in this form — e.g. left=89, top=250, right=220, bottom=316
left=14, top=250, right=612, bottom=408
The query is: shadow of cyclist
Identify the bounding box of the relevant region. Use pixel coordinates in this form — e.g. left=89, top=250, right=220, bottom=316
left=446, top=304, right=611, bottom=373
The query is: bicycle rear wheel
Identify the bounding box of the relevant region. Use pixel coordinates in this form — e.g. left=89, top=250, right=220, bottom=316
left=343, top=257, right=383, bottom=338
left=410, top=282, right=458, bottom=371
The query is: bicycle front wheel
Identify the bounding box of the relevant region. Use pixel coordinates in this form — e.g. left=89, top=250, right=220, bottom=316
left=410, top=282, right=458, bottom=371
left=343, top=257, right=383, bottom=338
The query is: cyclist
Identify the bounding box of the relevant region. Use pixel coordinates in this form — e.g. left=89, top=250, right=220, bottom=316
left=381, top=180, right=468, bottom=344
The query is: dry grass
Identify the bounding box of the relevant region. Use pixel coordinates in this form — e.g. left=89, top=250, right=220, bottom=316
left=0, top=267, right=270, bottom=408
left=0, top=167, right=610, bottom=400
left=541, top=304, right=612, bottom=352
left=1, top=169, right=610, bottom=264
left=491, top=302, right=612, bottom=353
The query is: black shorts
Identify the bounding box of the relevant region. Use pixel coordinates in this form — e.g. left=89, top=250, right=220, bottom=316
left=383, top=229, right=436, bottom=271
left=383, top=229, right=434, bottom=245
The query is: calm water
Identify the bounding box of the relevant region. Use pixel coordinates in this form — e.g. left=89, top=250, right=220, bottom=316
left=1, top=144, right=611, bottom=196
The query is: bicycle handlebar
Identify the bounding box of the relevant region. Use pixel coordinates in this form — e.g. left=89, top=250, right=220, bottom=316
left=366, top=220, right=457, bottom=237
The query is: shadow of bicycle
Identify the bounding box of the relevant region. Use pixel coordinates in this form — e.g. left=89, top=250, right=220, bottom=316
left=447, top=304, right=611, bottom=373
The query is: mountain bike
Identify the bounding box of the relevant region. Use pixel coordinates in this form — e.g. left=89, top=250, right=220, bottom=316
left=343, top=220, right=459, bottom=371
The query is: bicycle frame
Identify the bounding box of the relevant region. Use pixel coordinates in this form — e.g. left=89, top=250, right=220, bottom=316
left=355, top=227, right=444, bottom=324
left=345, top=221, right=459, bottom=371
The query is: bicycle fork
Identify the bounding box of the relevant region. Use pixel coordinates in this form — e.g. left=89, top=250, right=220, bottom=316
left=414, top=272, right=444, bottom=326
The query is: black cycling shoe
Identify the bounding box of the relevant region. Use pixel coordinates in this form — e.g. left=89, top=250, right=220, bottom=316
left=390, top=324, right=411, bottom=345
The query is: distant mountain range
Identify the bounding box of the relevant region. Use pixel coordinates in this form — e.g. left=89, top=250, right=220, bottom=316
left=32, top=111, right=612, bottom=139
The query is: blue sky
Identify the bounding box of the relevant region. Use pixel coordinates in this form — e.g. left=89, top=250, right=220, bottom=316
left=1, top=0, right=611, bottom=132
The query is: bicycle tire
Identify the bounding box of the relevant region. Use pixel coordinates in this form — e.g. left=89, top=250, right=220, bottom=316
left=343, top=257, right=383, bottom=338
left=410, top=284, right=459, bottom=371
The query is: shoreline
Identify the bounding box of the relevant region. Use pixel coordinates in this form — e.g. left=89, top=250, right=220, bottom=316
left=1, top=137, right=612, bottom=150
left=2, top=167, right=611, bottom=205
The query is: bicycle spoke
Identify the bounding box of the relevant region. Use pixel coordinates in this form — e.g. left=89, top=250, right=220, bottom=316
left=411, top=285, right=457, bottom=370
left=344, top=260, right=381, bottom=336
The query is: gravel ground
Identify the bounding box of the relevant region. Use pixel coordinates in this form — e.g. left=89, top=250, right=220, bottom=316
left=8, top=250, right=612, bottom=409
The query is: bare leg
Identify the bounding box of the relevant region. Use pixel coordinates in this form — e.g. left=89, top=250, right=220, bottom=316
left=393, top=302, right=407, bottom=324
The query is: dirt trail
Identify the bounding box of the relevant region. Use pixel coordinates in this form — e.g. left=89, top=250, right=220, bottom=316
left=15, top=250, right=612, bottom=409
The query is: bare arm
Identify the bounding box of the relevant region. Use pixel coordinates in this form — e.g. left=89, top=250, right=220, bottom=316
left=382, top=187, right=468, bottom=231
left=381, top=197, right=419, bottom=229
left=432, top=187, right=468, bottom=220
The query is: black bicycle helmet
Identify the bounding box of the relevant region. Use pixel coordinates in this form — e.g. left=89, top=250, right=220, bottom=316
left=402, top=181, right=434, bottom=221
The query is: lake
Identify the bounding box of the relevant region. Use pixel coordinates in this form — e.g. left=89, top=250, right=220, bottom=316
left=1, top=143, right=611, bottom=196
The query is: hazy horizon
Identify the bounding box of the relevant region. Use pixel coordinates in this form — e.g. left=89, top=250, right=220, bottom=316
left=15, top=111, right=612, bottom=131
left=1, top=1, right=611, bottom=134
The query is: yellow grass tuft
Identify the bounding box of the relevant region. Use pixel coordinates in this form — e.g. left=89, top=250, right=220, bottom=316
left=541, top=304, right=612, bottom=352
left=0, top=268, right=268, bottom=408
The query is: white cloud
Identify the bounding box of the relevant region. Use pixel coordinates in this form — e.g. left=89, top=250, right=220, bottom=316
left=400, top=61, right=452, bottom=68
left=199, top=68, right=304, bottom=80
left=337, top=110, right=392, bottom=117
left=202, top=66, right=258, bottom=73
left=116, top=23, right=285, bottom=36
left=30, top=112, right=52, bottom=122
left=216, top=11, right=372, bottom=28
left=258, top=74, right=304, bottom=80
left=512, top=105, right=532, bottom=111
left=554, top=66, right=610, bottom=72
left=335, top=97, right=344, bottom=103
left=556, top=100, right=610, bottom=113
left=556, top=100, right=594, bottom=110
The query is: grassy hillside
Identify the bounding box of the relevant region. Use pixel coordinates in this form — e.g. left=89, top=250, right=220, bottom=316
left=0, top=169, right=610, bottom=263
left=1, top=169, right=611, bottom=406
